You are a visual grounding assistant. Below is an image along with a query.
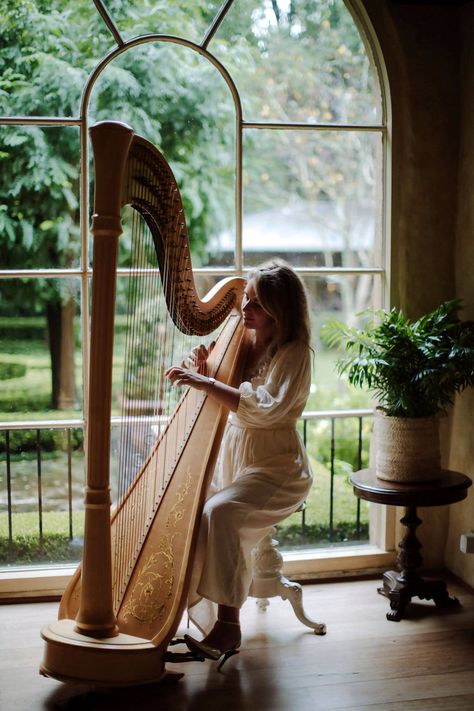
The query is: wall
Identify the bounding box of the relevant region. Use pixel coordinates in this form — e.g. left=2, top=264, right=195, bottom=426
left=361, top=0, right=473, bottom=574
left=445, top=3, right=474, bottom=587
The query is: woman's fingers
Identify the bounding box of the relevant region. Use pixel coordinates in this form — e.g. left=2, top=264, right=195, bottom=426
left=166, top=365, right=208, bottom=391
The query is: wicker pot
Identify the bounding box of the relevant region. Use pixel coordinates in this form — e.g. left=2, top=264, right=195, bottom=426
left=373, top=410, right=441, bottom=483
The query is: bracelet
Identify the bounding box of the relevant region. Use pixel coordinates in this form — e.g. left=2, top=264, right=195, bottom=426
left=208, top=377, right=216, bottom=387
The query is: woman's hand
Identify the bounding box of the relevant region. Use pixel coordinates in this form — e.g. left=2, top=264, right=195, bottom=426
left=165, top=365, right=212, bottom=392
left=186, top=341, right=216, bottom=370
left=165, top=357, right=241, bottom=412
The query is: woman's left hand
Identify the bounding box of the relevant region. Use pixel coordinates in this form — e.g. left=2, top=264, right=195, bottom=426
left=165, top=365, right=212, bottom=391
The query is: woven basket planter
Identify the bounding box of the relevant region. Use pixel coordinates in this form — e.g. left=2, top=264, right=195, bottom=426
left=373, top=409, right=441, bottom=483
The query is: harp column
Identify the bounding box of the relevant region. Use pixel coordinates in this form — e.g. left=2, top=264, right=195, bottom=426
left=74, top=122, right=134, bottom=636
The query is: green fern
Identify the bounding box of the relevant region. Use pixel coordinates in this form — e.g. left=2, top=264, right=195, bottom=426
left=321, top=299, right=474, bottom=418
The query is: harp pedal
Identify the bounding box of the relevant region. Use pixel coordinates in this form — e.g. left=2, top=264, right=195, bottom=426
left=165, top=637, right=206, bottom=663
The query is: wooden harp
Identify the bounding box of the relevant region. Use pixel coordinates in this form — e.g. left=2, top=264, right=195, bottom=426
left=40, top=121, right=246, bottom=685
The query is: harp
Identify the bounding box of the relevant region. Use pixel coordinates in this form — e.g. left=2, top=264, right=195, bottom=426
left=40, top=121, right=246, bottom=685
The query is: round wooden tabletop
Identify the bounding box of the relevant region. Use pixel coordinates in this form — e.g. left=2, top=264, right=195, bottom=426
left=350, top=469, right=472, bottom=507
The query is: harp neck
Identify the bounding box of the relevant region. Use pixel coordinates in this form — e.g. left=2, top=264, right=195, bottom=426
left=89, top=120, right=244, bottom=335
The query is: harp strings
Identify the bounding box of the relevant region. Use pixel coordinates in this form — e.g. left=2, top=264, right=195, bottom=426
left=112, top=153, right=196, bottom=604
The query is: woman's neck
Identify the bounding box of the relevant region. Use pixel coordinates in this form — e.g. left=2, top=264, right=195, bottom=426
left=251, top=333, right=271, bottom=357
left=241, top=333, right=270, bottom=381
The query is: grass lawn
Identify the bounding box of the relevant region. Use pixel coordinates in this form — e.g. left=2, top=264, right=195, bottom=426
left=0, top=453, right=369, bottom=566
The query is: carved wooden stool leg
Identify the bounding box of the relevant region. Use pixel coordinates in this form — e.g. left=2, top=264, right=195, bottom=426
left=250, top=528, right=326, bottom=635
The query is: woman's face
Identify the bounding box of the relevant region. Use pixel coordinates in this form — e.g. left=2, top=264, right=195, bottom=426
left=241, top=282, right=274, bottom=339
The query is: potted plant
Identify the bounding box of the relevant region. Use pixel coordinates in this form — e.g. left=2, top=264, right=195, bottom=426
left=322, top=299, right=474, bottom=482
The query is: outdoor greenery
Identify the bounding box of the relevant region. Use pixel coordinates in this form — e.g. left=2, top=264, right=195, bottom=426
left=1, top=1, right=380, bottom=561
left=0, top=452, right=369, bottom=564
left=323, top=299, right=474, bottom=418
left=0, top=511, right=85, bottom=565
left=1, top=0, right=379, bottom=414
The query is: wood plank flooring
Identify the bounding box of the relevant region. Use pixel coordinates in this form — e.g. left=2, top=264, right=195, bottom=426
left=1, top=577, right=474, bottom=710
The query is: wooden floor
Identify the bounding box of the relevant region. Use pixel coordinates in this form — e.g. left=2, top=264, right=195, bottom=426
left=1, top=577, right=474, bottom=711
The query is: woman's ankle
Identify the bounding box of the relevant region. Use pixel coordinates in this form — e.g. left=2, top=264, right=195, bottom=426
left=203, top=620, right=241, bottom=649
left=217, top=605, right=240, bottom=626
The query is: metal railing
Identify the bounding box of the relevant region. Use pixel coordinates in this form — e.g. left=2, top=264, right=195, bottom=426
left=299, top=409, right=372, bottom=544
left=0, top=409, right=373, bottom=566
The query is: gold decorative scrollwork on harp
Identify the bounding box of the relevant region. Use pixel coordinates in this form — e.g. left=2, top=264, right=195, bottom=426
left=40, top=121, right=247, bottom=686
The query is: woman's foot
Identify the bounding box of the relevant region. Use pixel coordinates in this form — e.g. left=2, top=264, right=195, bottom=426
left=202, top=620, right=241, bottom=651
left=184, top=621, right=241, bottom=670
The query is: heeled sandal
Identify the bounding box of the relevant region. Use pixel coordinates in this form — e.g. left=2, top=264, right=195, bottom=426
left=184, top=620, right=241, bottom=671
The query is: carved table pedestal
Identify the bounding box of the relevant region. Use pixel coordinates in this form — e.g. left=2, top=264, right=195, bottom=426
left=350, top=469, right=472, bottom=621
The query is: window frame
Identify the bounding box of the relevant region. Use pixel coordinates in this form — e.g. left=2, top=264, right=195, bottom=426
left=0, top=0, right=396, bottom=596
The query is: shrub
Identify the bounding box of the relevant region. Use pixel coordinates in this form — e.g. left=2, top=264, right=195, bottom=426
left=0, top=361, right=27, bottom=380
left=0, top=427, right=84, bottom=456
left=276, top=521, right=369, bottom=547
left=0, top=533, right=83, bottom=565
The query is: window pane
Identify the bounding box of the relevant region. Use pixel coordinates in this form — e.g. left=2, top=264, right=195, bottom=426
left=0, top=426, right=85, bottom=567
left=109, top=270, right=237, bottom=495
left=0, top=278, right=83, bottom=420
left=89, top=43, right=236, bottom=269
left=211, top=0, right=381, bottom=124
left=237, top=128, right=383, bottom=268
left=305, top=273, right=380, bottom=411
left=104, top=1, right=226, bottom=45
left=0, top=2, right=111, bottom=117
left=0, top=126, right=81, bottom=269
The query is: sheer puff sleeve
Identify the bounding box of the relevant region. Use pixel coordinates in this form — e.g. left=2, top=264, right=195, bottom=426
left=235, top=340, right=312, bottom=429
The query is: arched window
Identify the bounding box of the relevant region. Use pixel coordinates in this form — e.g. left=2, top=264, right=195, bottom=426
left=0, top=1, right=390, bottom=578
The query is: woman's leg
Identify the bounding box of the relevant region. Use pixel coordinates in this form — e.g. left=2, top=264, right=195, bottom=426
left=218, top=604, right=240, bottom=624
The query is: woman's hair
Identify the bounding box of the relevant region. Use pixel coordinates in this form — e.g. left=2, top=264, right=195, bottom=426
left=246, top=258, right=312, bottom=352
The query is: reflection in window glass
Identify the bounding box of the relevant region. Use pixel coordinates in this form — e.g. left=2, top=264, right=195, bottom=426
left=0, top=278, right=83, bottom=420
left=211, top=0, right=381, bottom=123
left=0, top=126, right=81, bottom=270
left=90, top=43, right=236, bottom=269
left=236, top=128, right=382, bottom=268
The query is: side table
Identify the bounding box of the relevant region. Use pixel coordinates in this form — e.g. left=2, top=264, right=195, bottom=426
left=350, top=468, right=472, bottom=621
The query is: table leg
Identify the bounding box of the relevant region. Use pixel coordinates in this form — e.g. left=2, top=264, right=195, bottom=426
left=377, top=505, right=460, bottom=621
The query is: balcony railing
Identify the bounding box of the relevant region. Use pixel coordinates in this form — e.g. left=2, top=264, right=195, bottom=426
left=0, top=409, right=373, bottom=567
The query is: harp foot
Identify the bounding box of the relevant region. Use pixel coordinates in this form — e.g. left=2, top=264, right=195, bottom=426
left=40, top=619, right=166, bottom=686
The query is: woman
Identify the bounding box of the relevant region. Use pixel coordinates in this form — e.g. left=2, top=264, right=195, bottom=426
left=166, top=259, right=314, bottom=668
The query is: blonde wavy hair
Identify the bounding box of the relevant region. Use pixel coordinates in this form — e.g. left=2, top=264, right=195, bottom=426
left=246, top=259, right=312, bottom=354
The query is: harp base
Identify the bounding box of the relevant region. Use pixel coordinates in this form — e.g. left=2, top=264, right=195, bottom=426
left=40, top=619, right=166, bottom=686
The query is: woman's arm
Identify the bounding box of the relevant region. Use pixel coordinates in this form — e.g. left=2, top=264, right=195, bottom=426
left=165, top=365, right=241, bottom=412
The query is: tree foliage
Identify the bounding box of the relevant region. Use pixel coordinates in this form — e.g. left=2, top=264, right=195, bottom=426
left=1, top=0, right=380, bottom=411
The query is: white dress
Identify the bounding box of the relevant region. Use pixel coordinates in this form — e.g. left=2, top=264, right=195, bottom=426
left=188, top=339, right=313, bottom=631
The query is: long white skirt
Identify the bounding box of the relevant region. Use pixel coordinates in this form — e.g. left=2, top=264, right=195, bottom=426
left=188, top=422, right=313, bottom=633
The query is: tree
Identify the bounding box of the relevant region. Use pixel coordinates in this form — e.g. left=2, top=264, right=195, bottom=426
left=1, top=0, right=381, bottom=413
left=210, top=0, right=381, bottom=323
left=0, top=0, right=236, bottom=411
